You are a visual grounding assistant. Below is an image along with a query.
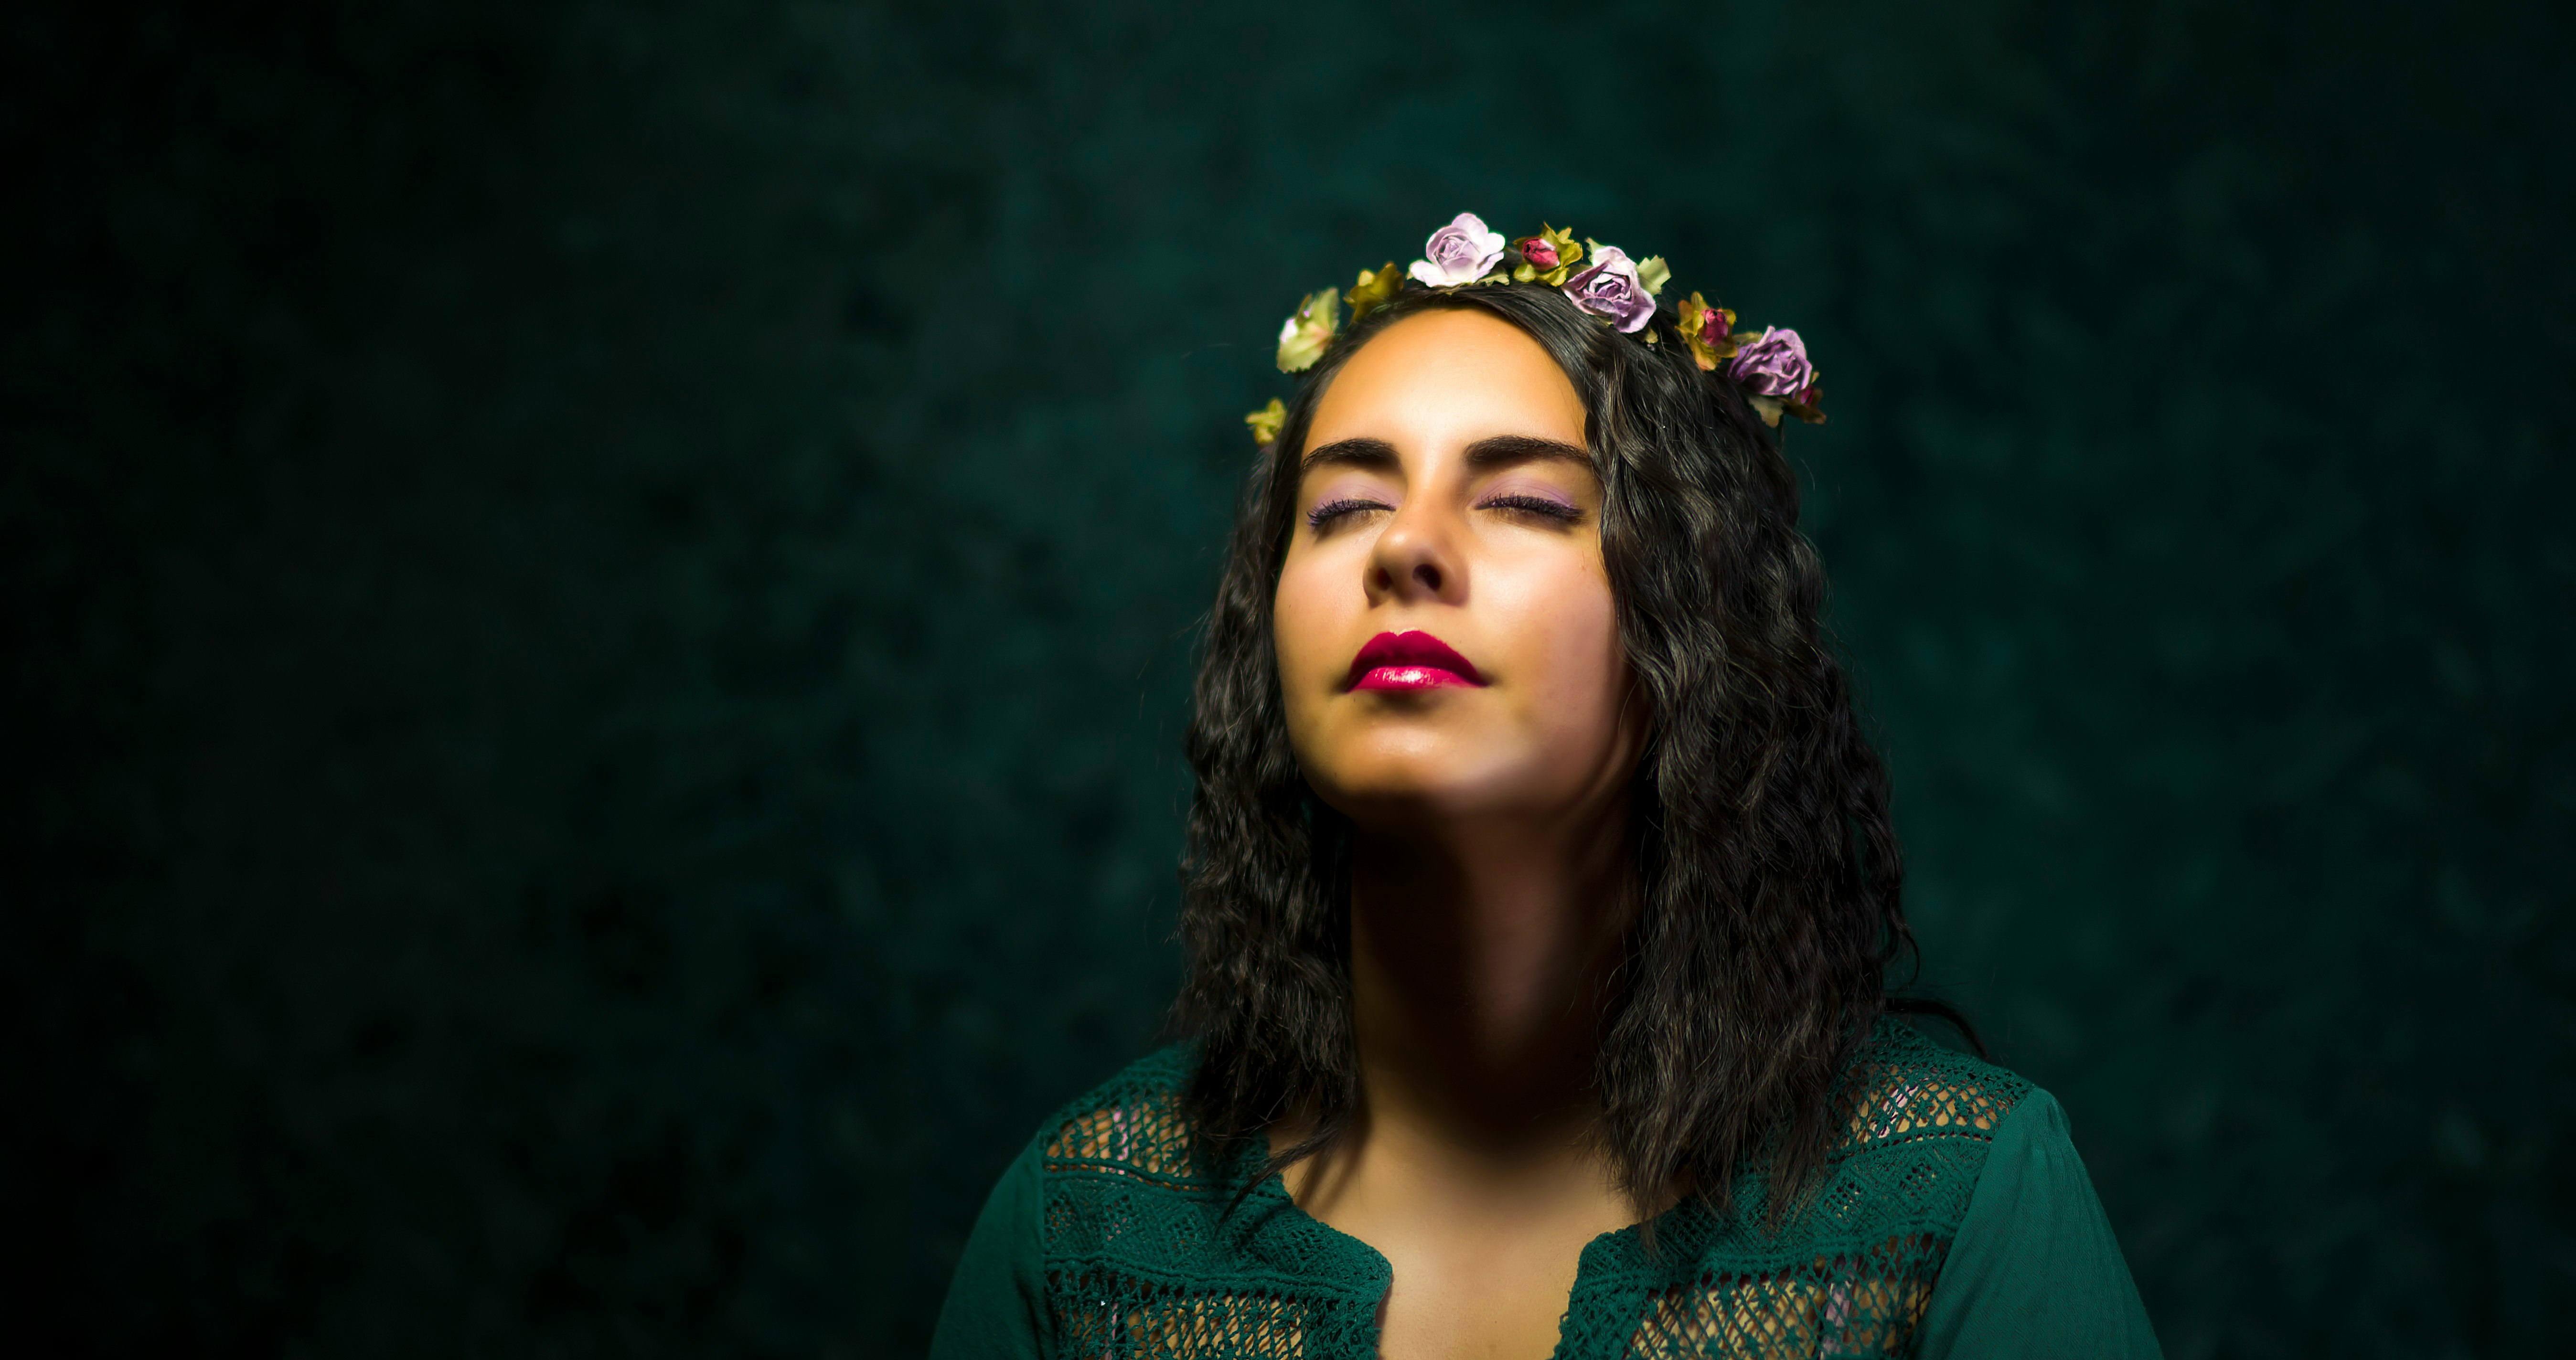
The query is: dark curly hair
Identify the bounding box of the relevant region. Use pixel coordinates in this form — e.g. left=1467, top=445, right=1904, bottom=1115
left=1170, top=279, right=1962, bottom=1222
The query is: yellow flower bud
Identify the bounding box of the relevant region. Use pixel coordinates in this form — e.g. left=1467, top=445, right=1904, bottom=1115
left=1244, top=397, right=1287, bottom=447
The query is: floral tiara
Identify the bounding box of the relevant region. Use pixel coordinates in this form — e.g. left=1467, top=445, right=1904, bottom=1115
left=1246, top=212, right=1823, bottom=447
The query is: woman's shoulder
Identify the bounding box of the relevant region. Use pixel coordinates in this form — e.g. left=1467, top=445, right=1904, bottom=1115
left=1032, top=1040, right=1224, bottom=1192
left=930, top=1045, right=1235, bottom=1359
left=1828, top=1016, right=2038, bottom=1165
left=1636, top=1019, right=2044, bottom=1284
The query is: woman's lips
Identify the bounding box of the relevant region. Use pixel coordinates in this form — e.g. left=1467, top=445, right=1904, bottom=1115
left=1347, top=630, right=1486, bottom=691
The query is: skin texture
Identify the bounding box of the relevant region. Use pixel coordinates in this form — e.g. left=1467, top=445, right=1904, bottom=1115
left=1271, top=308, right=1652, bottom=1360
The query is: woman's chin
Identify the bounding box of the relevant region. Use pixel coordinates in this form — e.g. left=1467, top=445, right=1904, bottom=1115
left=1306, top=757, right=1578, bottom=833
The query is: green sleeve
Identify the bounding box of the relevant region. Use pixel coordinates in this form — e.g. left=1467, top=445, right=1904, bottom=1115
left=1911, top=1089, right=2162, bottom=1360
left=929, top=1135, right=1050, bottom=1360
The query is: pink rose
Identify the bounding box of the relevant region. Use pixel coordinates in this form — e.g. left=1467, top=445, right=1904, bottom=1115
left=1518, top=235, right=1561, bottom=270
left=1728, top=327, right=1816, bottom=396
left=1561, top=244, right=1656, bottom=333
left=1407, top=212, right=1507, bottom=287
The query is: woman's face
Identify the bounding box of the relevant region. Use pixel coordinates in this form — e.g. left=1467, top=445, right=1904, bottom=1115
left=1274, top=308, right=1642, bottom=833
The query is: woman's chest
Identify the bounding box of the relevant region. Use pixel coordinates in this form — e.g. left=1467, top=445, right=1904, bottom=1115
left=1043, top=1177, right=1948, bottom=1359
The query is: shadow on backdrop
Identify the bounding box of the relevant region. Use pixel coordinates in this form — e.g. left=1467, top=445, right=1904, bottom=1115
left=3, top=0, right=2569, bottom=1355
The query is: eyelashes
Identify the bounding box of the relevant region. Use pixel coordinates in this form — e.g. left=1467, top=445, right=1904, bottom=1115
left=1305, top=494, right=1585, bottom=530
left=1306, top=497, right=1392, bottom=528
left=1478, top=493, right=1583, bottom=523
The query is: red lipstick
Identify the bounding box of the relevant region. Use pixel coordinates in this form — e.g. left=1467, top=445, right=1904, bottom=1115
left=1347, top=631, right=1485, bottom=691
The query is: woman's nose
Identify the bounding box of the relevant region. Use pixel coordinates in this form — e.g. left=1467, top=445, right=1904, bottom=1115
left=1367, top=504, right=1465, bottom=605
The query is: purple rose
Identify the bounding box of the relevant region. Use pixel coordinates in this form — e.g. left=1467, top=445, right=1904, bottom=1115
left=1728, top=327, right=1816, bottom=396
left=1407, top=212, right=1507, bottom=287
left=1560, top=244, right=1655, bottom=333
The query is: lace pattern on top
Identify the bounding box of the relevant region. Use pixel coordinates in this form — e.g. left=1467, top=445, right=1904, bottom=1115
left=1037, top=1022, right=2026, bottom=1358
left=1049, top=1270, right=1316, bottom=1360
left=1624, top=1232, right=1942, bottom=1358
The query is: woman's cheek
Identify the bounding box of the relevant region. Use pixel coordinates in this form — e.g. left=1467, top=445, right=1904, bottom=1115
left=1271, top=558, right=1347, bottom=735
left=1272, top=563, right=1322, bottom=680
left=1505, top=550, right=1624, bottom=742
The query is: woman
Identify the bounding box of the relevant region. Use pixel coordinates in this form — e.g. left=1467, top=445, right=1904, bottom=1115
left=930, top=214, right=2160, bottom=1358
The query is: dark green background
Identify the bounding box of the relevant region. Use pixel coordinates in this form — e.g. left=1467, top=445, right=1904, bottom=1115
left=5, top=0, right=2569, bottom=1355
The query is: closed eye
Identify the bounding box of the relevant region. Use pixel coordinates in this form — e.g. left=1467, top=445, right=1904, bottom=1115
left=1478, top=493, right=1584, bottom=524
left=1307, top=497, right=1394, bottom=529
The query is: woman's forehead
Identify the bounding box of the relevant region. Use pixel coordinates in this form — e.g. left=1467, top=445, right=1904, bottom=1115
left=1306, top=309, right=1584, bottom=455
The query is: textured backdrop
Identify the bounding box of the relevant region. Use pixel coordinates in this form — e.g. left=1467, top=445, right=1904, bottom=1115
left=4, top=0, right=2570, bottom=1355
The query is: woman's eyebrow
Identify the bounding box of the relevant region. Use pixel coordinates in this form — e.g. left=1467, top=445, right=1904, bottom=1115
left=1463, top=435, right=1590, bottom=469
left=1300, top=437, right=1400, bottom=472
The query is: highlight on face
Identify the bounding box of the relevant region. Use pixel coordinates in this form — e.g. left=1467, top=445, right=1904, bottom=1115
left=1269, top=307, right=1643, bottom=835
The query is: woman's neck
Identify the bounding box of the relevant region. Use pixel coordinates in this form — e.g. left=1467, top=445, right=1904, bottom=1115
left=1342, top=804, right=1634, bottom=1155
left=1280, top=803, right=1652, bottom=1360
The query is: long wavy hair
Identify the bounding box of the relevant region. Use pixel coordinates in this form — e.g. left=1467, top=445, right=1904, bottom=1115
left=1169, top=280, right=1957, bottom=1220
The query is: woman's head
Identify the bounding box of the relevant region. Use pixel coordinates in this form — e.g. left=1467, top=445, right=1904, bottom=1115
left=1274, top=305, right=1640, bottom=840
left=1177, top=256, right=1916, bottom=1214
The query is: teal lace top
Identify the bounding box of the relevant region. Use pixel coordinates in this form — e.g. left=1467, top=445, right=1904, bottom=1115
left=931, top=1021, right=2159, bottom=1358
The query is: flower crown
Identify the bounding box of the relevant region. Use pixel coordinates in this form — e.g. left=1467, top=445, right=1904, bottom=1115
left=1246, top=212, right=1824, bottom=447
